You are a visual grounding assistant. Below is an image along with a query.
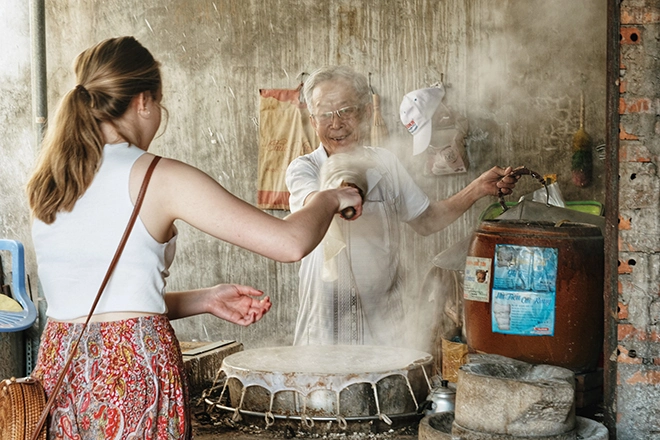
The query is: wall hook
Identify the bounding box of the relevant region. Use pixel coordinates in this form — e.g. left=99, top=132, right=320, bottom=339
left=434, top=73, right=451, bottom=88
left=297, top=72, right=308, bottom=103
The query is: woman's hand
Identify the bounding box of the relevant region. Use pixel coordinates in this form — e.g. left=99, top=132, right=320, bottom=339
left=165, top=284, right=271, bottom=324
left=207, top=284, right=272, bottom=326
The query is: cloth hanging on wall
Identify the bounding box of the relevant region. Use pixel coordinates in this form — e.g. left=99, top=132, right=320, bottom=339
left=257, top=86, right=317, bottom=210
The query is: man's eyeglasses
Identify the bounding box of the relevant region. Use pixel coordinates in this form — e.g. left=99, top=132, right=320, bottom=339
left=312, top=105, right=360, bottom=123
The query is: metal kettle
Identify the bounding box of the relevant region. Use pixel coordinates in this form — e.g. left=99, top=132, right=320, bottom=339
left=422, top=379, right=456, bottom=415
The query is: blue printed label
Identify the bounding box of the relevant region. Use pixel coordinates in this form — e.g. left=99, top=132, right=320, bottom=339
left=491, top=244, right=558, bottom=336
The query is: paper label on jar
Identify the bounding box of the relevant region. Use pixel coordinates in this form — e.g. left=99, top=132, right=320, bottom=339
left=491, top=244, right=558, bottom=336
left=464, top=256, right=492, bottom=302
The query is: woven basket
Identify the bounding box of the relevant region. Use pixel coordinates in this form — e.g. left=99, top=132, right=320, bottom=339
left=0, top=377, right=47, bottom=440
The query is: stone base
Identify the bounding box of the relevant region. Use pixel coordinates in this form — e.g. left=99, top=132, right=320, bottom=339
left=455, top=354, right=576, bottom=437
left=181, top=340, right=243, bottom=396
left=417, top=414, right=607, bottom=440
left=418, top=413, right=454, bottom=440
left=452, top=421, right=576, bottom=440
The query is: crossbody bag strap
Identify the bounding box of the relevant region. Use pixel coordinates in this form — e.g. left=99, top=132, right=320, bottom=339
left=30, top=155, right=161, bottom=440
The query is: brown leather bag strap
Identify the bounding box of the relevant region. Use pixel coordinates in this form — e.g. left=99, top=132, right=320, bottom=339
left=30, top=155, right=161, bottom=440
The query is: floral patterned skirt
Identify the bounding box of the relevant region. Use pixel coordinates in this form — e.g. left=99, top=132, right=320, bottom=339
left=32, top=315, right=191, bottom=439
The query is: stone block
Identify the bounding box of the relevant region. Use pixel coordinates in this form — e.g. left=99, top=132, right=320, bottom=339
left=454, top=354, right=575, bottom=437
left=181, top=340, right=243, bottom=397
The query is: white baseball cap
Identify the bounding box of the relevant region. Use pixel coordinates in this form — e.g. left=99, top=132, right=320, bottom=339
left=399, top=85, right=445, bottom=155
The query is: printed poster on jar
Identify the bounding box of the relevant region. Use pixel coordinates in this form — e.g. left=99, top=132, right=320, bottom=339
left=464, top=256, right=492, bottom=302
left=491, top=244, right=558, bottom=336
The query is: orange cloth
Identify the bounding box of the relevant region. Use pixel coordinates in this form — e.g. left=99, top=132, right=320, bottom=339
left=257, top=87, right=317, bottom=210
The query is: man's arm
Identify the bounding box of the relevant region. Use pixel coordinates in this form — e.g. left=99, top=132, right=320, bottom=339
left=408, top=166, right=516, bottom=236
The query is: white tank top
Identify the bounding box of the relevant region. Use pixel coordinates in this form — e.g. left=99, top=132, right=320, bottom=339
left=32, top=143, right=177, bottom=320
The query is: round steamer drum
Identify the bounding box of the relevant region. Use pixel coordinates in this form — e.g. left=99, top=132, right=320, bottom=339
left=218, top=345, right=432, bottom=431
left=463, top=220, right=604, bottom=372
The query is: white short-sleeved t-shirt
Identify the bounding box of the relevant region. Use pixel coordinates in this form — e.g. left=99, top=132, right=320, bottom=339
left=286, top=145, right=429, bottom=346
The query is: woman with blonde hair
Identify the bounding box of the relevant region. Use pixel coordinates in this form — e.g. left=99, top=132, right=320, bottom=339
left=27, top=36, right=362, bottom=439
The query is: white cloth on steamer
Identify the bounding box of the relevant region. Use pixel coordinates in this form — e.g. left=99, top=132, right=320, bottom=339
left=319, top=150, right=370, bottom=282
left=286, top=145, right=430, bottom=346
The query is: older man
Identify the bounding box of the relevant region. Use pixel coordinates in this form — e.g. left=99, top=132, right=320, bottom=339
left=285, top=65, right=516, bottom=347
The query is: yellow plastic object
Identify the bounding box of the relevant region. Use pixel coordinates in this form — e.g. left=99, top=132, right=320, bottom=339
left=479, top=201, right=604, bottom=221
left=0, top=294, right=23, bottom=312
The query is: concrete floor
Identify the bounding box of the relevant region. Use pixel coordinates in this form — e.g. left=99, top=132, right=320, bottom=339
left=193, top=425, right=418, bottom=440
left=191, top=407, right=419, bottom=440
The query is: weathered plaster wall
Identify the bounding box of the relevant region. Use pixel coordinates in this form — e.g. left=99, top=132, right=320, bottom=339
left=0, top=1, right=33, bottom=247
left=1, top=0, right=608, bottom=382
left=616, top=0, right=660, bottom=438
left=0, top=0, right=35, bottom=379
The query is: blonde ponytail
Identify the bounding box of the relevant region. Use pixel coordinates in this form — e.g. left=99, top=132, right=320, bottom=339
left=26, top=36, right=161, bottom=224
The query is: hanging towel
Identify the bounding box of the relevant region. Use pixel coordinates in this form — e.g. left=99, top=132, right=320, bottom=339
left=257, top=86, right=318, bottom=210
left=319, top=148, right=371, bottom=281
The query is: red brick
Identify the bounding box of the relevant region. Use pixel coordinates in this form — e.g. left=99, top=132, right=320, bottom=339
left=617, top=324, right=651, bottom=342
left=619, top=97, right=652, bottom=114
left=651, top=331, right=660, bottom=342
left=619, top=235, right=636, bottom=252
left=626, top=370, right=660, bottom=384
left=618, top=259, right=633, bottom=274
left=620, top=27, right=642, bottom=45
left=617, top=345, right=643, bottom=364
left=621, top=7, right=660, bottom=24
left=621, top=10, right=636, bottom=24
left=618, top=215, right=632, bottom=230
left=619, top=79, right=627, bottom=94
left=619, top=124, right=639, bottom=141
left=619, top=143, right=652, bottom=163
left=618, top=301, right=629, bottom=319
left=618, top=324, right=634, bottom=339
left=643, top=11, right=660, bottom=23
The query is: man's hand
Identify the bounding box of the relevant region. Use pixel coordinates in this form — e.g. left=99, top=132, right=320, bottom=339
left=477, top=166, right=520, bottom=197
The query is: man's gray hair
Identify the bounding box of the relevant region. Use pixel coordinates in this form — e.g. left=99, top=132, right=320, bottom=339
left=302, top=66, right=371, bottom=114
